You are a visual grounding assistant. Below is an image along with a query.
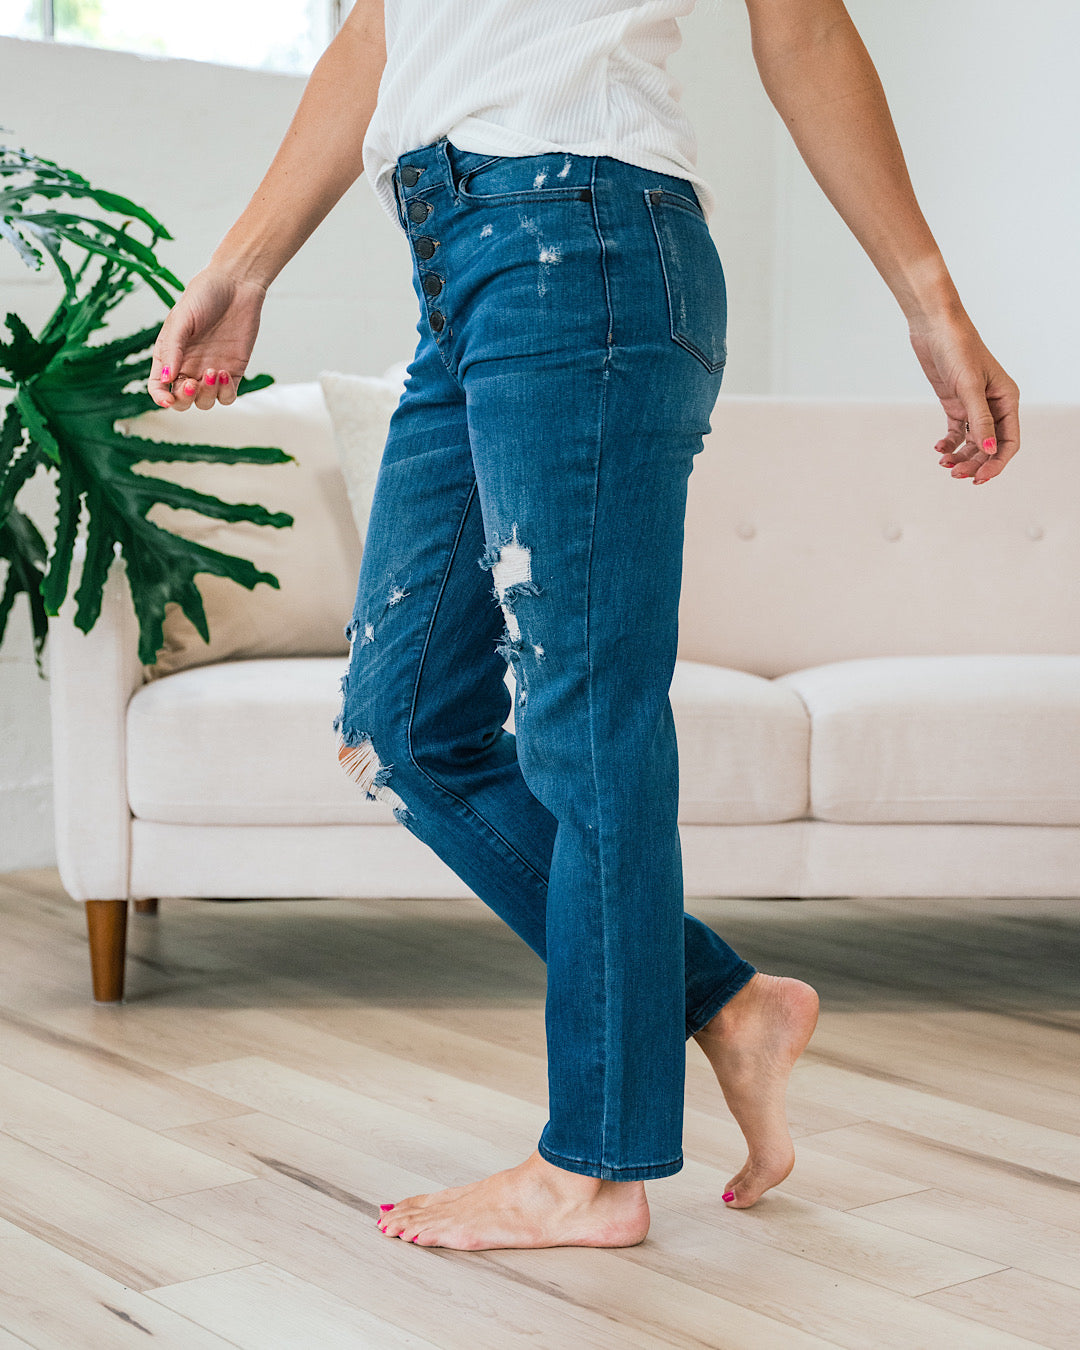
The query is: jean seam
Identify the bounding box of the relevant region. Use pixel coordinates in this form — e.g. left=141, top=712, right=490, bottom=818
left=587, top=150, right=614, bottom=1166
left=403, top=476, right=551, bottom=891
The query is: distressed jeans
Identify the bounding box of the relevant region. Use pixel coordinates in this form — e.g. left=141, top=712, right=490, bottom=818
left=333, top=136, right=756, bottom=1181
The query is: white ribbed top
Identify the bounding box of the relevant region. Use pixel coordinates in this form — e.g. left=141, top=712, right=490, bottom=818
left=362, top=0, right=713, bottom=228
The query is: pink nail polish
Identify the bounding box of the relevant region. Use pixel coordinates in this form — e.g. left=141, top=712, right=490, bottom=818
left=184, top=382, right=196, bottom=394
left=219, top=371, right=229, bottom=384
left=982, top=437, right=997, bottom=452
left=380, top=1204, right=394, bottom=1211
left=411, top=1235, right=418, bottom=1242
left=722, top=1191, right=735, bottom=1202
left=161, top=366, right=170, bottom=379
left=205, top=372, right=215, bottom=384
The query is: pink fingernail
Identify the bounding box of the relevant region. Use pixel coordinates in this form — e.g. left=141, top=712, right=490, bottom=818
left=982, top=437, right=997, bottom=452
left=205, top=372, right=216, bottom=384
left=219, top=371, right=229, bottom=384
left=723, top=1191, right=735, bottom=1202
left=380, top=1204, right=394, bottom=1211
left=411, top=1235, right=418, bottom=1242
left=184, top=382, right=196, bottom=393
left=161, top=366, right=171, bottom=379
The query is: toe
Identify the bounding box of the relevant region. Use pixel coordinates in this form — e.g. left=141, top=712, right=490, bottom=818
left=381, top=1208, right=409, bottom=1237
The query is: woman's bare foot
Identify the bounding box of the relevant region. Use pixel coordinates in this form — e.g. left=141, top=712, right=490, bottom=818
left=693, top=971, right=820, bottom=1208
left=377, top=1149, right=651, bottom=1250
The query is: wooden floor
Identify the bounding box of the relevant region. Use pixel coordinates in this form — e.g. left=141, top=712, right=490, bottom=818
left=0, top=870, right=1078, bottom=1349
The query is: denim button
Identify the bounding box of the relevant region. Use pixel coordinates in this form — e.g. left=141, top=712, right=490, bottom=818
left=429, top=310, right=445, bottom=333
left=422, top=273, right=443, bottom=297
left=400, top=165, right=422, bottom=187
left=408, top=200, right=432, bottom=223
left=649, top=190, right=662, bottom=205
left=415, top=236, right=437, bottom=260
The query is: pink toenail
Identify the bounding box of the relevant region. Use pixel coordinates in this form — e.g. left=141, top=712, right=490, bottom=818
left=411, top=1235, right=418, bottom=1242
left=380, top=1203, right=394, bottom=1211
left=723, top=1191, right=735, bottom=1202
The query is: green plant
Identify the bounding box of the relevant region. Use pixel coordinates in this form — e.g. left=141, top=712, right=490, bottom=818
left=0, top=132, right=295, bottom=676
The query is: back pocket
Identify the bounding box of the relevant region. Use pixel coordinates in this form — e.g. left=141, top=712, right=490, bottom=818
left=645, top=188, right=728, bottom=373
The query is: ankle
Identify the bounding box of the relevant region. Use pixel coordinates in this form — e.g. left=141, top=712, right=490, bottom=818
left=696, top=972, right=763, bottom=1040
left=531, top=1152, right=646, bottom=1202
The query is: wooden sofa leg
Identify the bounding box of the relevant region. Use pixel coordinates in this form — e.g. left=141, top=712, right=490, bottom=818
left=133, top=898, right=158, bottom=915
left=85, top=900, right=128, bottom=1003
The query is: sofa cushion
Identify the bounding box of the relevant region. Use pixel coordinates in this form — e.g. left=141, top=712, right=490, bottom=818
left=126, top=657, right=810, bottom=826
left=777, top=654, right=1080, bottom=824
left=117, top=377, right=398, bottom=680
left=670, top=661, right=809, bottom=823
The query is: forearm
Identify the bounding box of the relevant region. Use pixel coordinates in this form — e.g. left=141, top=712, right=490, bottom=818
left=747, top=0, right=964, bottom=326
left=210, top=2, right=385, bottom=289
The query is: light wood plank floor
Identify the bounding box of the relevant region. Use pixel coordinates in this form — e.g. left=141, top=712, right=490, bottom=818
left=1, top=868, right=1077, bottom=1349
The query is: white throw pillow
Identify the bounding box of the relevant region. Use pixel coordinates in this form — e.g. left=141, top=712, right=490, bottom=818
left=117, top=380, right=365, bottom=679
left=318, top=366, right=407, bottom=547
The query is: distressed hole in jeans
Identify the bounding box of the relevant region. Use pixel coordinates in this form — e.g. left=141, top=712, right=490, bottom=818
left=337, top=732, right=411, bottom=820
left=479, top=524, right=542, bottom=712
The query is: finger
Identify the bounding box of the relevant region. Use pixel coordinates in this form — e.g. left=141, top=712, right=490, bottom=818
left=934, top=411, right=967, bottom=458
left=972, top=455, right=1006, bottom=485
left=951, top=449, right=984, bottom=477
left=148, top=349, right=183, bottom=408
left=171, top=375, right=200, bottom=411
left=958, top=379, right=998, bottom=459
left=986, top=393, right=1021, bottom=469
left=194, top=369, right=218, bottom=411
left=939, top=431, right=977, bottom=468
left=216, top=369, right=238, bottom=406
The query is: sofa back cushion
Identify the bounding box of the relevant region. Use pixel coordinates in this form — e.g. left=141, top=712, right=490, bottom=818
left=680, top=399, right=1080, bottom=677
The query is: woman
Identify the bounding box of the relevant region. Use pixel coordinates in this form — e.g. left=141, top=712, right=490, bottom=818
left=146, top=0, right=1020, bottom=1252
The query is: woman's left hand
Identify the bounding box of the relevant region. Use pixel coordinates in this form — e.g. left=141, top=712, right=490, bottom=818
left=908, top=312, right=1020, bottom=485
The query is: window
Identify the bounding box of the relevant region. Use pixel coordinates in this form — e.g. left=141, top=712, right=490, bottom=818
left=0, top=0, right=353, bottom=75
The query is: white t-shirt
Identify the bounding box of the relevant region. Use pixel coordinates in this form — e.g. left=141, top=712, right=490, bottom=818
left=362, top=0, right=714, bottom=228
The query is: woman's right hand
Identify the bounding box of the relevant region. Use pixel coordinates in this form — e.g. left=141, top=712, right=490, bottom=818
left=147, top=264, right=268, bottom=411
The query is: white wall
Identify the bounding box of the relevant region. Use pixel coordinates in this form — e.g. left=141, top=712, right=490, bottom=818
left=769, top=0, right=1080, bottom=400
left=1, top=1, right=1074, bottom=870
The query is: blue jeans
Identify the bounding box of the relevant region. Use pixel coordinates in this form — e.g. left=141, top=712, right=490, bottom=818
left=334, top=136, right=756, bottom=1181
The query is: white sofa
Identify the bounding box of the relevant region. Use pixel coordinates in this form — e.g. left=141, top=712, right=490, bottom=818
left=47, top=391, right=1080, bottom=1001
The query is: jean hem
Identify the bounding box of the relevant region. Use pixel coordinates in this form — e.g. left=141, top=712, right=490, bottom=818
left=684, top=960, right=758, bottom=1040
left=537, top=1137, right=683, bottom=1181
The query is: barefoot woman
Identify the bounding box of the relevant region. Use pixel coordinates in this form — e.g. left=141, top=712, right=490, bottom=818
left=147, top=0, right=1020, bottom=1251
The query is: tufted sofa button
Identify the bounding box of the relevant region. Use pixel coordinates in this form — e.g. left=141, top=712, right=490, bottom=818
left=883, top=524, right=903, bottom=542
left=1026, top=524, right=1045, bottom=541
left=736, top=521, right=756, bottom=540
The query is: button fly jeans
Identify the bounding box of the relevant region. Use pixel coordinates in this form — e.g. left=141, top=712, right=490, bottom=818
left=334, top=136, right=756, bottom=1181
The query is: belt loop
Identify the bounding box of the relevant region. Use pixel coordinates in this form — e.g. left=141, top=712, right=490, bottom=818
left=439, top=137, right=457, bottom=196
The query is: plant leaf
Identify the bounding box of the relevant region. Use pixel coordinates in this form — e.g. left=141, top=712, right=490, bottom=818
left=0, top=402, right=45, bottom=526
left=18, top=315, right=289, bottom=664
left=0, top=506, right=49, bottom=674
left=1, top=136, right=291, bottom=667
